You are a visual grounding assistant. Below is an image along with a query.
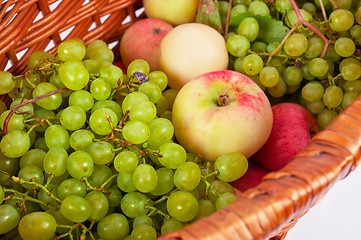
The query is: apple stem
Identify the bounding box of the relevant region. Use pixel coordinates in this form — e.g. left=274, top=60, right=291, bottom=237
left=217, top=94, right=229, bottom=106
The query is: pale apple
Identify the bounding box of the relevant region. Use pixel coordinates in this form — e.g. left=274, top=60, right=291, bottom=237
left=120, top=18, right=173, bottom=71
left=172, top=70, right=273, bottom=161
left=142, top=0, right=199, bottom=26
left=159, top=23, right=229, bottom=90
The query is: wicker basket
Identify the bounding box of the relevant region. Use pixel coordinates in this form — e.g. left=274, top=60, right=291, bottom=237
left=1, top=1, right=360, bottom=239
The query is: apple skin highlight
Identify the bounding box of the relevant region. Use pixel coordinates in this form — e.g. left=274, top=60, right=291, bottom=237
left=172, top=70, right=273, bottom=161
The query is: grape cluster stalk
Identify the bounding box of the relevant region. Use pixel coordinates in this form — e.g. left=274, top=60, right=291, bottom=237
left=0, top=38, right=248, bottom=240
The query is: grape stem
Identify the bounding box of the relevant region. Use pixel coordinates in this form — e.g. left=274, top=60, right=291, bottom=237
left=3, top=188, right=49, bottom=207
left=82, top=174, right=117, bottom=192
left=146, top=205, right=171, bottom=219
left=267, top=0, right=331, bottom=64
left=2, top=88, right=69, bottom=135
left=11, top=176, right=62, bottom=204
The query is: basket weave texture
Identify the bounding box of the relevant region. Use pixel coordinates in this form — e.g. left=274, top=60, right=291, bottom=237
left=1, top=1, right=361, bottom=240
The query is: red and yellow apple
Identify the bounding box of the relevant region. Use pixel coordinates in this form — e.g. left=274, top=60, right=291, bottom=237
left=172, top=70, right=273, bottom=162
left=159, top=23, right=229, bottom=90
left=143, top=0, right=199, bottom=26
left=120, top=18, right=173, bottom=71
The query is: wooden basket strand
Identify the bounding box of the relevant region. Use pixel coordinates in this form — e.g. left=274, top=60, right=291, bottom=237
left=1, top=1, right=361, bottom=239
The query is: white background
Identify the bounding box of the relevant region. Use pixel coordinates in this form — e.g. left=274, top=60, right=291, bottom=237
left=285, top=163, right=361, bottom=240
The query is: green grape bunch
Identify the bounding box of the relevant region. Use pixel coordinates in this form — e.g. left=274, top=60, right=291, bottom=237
left=0, top=36, right=248, bottom=240
left=204, top=0, right=361, bottom=130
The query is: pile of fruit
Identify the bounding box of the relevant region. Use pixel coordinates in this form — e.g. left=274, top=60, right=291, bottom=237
left=1, top=0, right=361, bottom=239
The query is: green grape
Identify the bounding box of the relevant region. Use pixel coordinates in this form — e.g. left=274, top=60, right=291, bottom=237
left=343, top=80, right=361, bottom=93
left=275, top=0, right=293, bottom=14
left=60, top=105, right=86, bottom=131
left=99, top=64, right=123, bottom=89
left=91, top=99, right=123, bottom=120
left=133, top=215, right=153, bottom=228
left=68, top=90, right=94, bottom=111
left=215, top=192, right=238, bottom=210
left=97, top=213, right=130, bottom=240
left=259, top=66, right=280, bottom=87
left=194, top=199, right=216, bottom=221
left=158, top=142, right=187, bottom=169
left=342, top=91, right=360, bottom=109
left=300, top=64, right=315, bottom=81
left=0, top=110, right=24, bottom=132
left=266, top=42, right=281, bottom=54
left=0, top=152, right=19, bottom=187
left=89, top=108, right=118, bottom=136
left=37, top=183, right=58, bottom=210
left=0, top=71, right=15, bottom=95
left=237, top=17, right=259, bottom=42
left=0, top=100, right=7, bottom=116
left=340, top=59, right=361, bottom=81
left=57, top=178, right=87, bottom=200
left=138, top=82, right=163, bottom=104
left=122, top=91, right=149, bottom=114
left=317, top=109, right=337, bottom=129
left=90, top=78, right=112, bottom=100
left=49, top=74, right=72, bottom=97
left=106, top=186, right=123, bottom=207
left=218, top=1, right=229, bottom=16
left=230, top=4, right=247, bottom=17
left=57, top=38, right=86, bottom=62
left=251, top=41, right=267, bottom=53
left=117, top=171, right=137, bottom=192
left=267, top=76, right=287, bottom=98
left=0, top=204, right=20, bottom=234
left=24, top=71, right=41, bottom=88
left=233, top=56, right=245, bottom=73
left=356, top=6, right=361, bottom=25
left=329, top=9, right=354, bottom=32
left=249, top=74, right=266, bottom=91
left=1, top=130, right=30, bottom=158
left=242, top=54, right=263, bottom=76
left=44, top=124, right=70, bottom=150
left=114, top=150, right=139, bottom=173
left=156, top=95, right=169, bottom=115
left=47, top=208, right=73, bottom=234
left=268, top=57, right=286, bottom=75
left=43, top=147, right=68, bottom=176
left=323, top=86, right=343, bottom=108
left=10, top=98, right=34, bottom=119
left=208, top=180, right=236, bottom=203
left=160, top=110, right=172, bottom=121
left=226, top=34, right=250, bottom=57
left=122, top=120, right=150, bottom=144
left=121, top=192, right=150, bottom=218
left=131, top=224, right=157, bottom=240
left=133, top=163, right=158, bottom=193
left=86, top=40, right=109, bottom=56
left=32, top=82, right=63, bottom=110
left=167, top=190, right=198, bottom=222
left=174, top=161, right=201, bottom=191
left=86, top=141, right=115, bottom=165
left=18, top=212, right=56, bottom=240
left=324, top=44, right=341, bottom=63
left=147, top=118, right=174, bottom=147
left=285, top=9, right=313, bottom=29
left=150, top=167, right=175, bottom=196
left=283, top=66, right=303, bottom=86
left=305, top=36, right=325, bottom=59
left=248, top=0, right=269, bottom=16
left=60, top=195, right=92, bottom=222
left=88, top=164, right=113, bottom=188
left=350, top=25, right=361, bottom=39
left=162, top=88, right=179, bottom=111
left=27, top=50, right=50, bottom=70
left=148, top=71, right=168, bottom=91
left=33, top=137, right=49, bottom=152
left=69, top=129, right=95, bottom=151
left=129, top=100, right=157, bottom=123
left=18, top=165, right=44, bottom=189
left=306, top=100, right=325, bottom=115
left=308, top=58, right=329, bottom=78
left=58, top=61, right=90, bottom=90
left=127, top=59, right=150, bottom=78
left=0, top=185, right=4, bottom=204
left=67, top=150, right=94, bottom=179
left=161, top=218, right=183, bottom=235
left=84, top=191, right=109, bottom=222
left=302, top=81, right=325, bottom=102
left=214, top=152, right=248, bottom=182
left=334, top=37, right=355, bottom=57
left=284, top=33, right=308, bottom=57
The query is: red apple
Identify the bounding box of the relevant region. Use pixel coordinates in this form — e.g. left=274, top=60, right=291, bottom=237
left=230, top=165, right=269, bottom=192
left=253, top=102, right=320, bottom=171
left=172, top=70, right=273, bottom=162
left=113, top=61, right=127, bottom=74
left=120, top=18, right=173, bottom=71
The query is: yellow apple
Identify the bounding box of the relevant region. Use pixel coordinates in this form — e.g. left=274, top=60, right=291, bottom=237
left=142, top=0, right=199, bottom=26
